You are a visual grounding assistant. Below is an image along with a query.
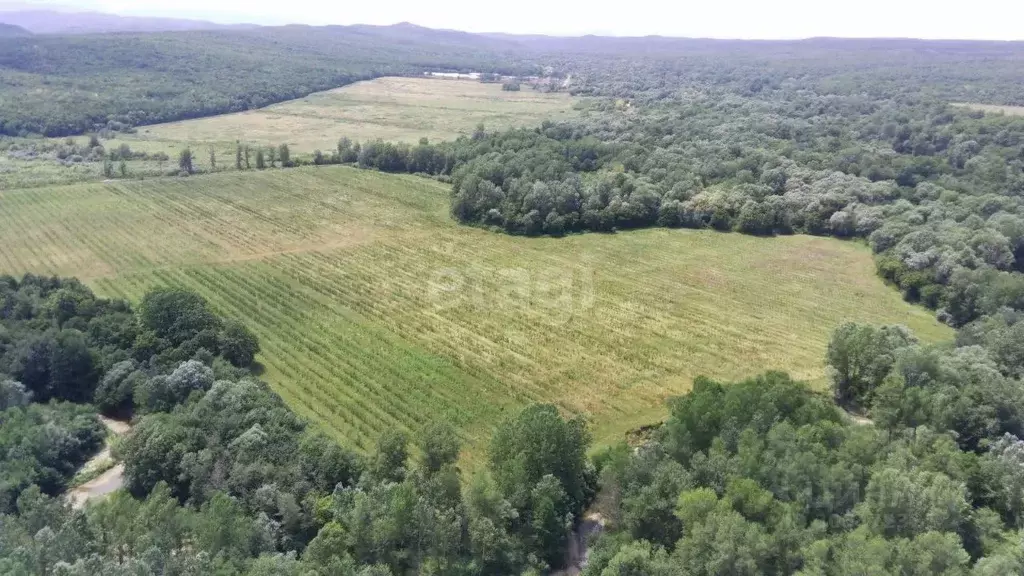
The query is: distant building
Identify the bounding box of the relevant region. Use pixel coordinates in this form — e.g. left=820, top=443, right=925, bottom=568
left=425, top=72, right=481, bottom=80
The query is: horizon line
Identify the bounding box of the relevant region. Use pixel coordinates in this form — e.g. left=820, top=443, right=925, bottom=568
left=3, top=6, right=1024, bottom=43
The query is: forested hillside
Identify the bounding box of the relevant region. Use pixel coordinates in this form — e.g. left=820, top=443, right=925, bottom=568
left=0, top=22, right=30, bottom=37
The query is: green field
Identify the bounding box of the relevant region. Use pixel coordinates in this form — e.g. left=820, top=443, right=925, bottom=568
left=0, top=167, right=950, bottom=455
left=0, top=77, right=579, bottom=190
left=125, top=76, right=579, bottom=153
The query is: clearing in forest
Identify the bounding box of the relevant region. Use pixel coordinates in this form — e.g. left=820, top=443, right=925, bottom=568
left=952, top=102, right=1024, bottom=116
left=0, top=77, right=577, bottom=189
left=122, top=77, right=580, bottom=154
left=0, top=167, right=951, bottom=455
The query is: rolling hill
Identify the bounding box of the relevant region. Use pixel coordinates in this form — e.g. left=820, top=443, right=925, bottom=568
left=0, top=21, right=28, bottom=36
left=0, top=9, right=256, bottom=34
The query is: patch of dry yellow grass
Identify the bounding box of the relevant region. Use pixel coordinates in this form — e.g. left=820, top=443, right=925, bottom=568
left=127, top=77, right=579, bottom=153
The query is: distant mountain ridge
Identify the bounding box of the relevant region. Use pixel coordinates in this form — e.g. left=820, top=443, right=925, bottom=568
left=0, top=9, right=258, bottom=34
left=0, top=21, right=28, bottom=36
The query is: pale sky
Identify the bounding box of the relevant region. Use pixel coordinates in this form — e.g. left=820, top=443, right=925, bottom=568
left=7, top=0, right=1024, bottom=40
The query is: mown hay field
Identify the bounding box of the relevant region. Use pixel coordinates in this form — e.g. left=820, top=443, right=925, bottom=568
left=1, top=77, right=579, bottom=190
left=0, top=167, right=951, bottom=455
left=123, top=77, right=580, bottom=154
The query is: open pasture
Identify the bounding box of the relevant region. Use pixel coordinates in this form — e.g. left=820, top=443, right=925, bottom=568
left=0, top=167, right=951, bottom=453
left=1, top=77, right=579, bottom=189
left=127, top=76, right=580, bottom=153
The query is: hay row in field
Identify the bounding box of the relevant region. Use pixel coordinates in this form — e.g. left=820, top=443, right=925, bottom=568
left=0, top=167, right=950, bottom=453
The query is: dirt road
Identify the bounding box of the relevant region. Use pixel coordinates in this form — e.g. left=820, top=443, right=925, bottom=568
left=554, top=512, right=606, bottom=576
left=67, top=416, right=130, bottom=509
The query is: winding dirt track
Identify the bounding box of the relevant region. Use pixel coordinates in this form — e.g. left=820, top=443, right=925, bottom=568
left=67, top=416, right=130, bottom=509
left=555, top=513, right=605, bottom=576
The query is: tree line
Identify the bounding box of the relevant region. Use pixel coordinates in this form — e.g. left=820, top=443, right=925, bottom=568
left=222, top=95, right=1022, bottom=344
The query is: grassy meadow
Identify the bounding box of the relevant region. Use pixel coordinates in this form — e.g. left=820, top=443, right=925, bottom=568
left=0, top=167, right=951, bottom=456
left=128, top=77, right=579, bottom=152
left=0, top=77, right=579, bottom=190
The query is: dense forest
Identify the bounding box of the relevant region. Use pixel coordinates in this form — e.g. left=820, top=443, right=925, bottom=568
left=0, top=277, right=260, bottom=510
left=584, top=363, right=1024, bottom=575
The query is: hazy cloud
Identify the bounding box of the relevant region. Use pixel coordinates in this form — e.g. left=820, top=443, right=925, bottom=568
left=6, top=0, right=1024, bottom=39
